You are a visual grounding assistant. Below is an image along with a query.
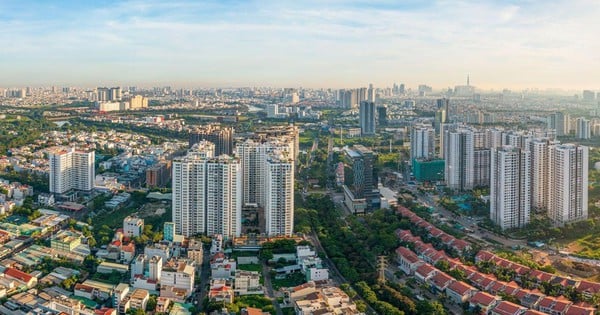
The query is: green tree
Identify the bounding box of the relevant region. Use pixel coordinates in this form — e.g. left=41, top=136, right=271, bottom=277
left=146, top=295, right=157, bottom=311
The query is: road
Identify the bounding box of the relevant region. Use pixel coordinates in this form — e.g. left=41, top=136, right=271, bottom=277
left=194, top=247, right=211, bottom=311
left=262, top=262, right=283, bottom=315
left=404, top=186, right=527, bottom=248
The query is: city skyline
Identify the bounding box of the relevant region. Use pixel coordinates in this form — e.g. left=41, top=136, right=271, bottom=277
left=2, top=0, right=600, bottom=89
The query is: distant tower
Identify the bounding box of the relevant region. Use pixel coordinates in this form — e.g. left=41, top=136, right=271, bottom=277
left=359, top=101, right=376, bottom=135
left=467, top=75, right=470, bottom=86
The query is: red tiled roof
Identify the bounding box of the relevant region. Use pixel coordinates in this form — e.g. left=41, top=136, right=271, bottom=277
left=4, top=267, right=33, bottom=283
left=428, top=227, right=444, bottom=237
left=469, top=291, right=497, bottom=306
left=552, top=299, right=572, bottom=312
left=74, top=283, right=95, bottom=293
left=396, top=247, right=420, bottom=264
left=244, top=307, right=265, bottom=315
left=475, top=251, right=495, bottom=262
left=577, top=281, right=600, bottom=294
left=452, top=239, right=471, bottom=251
left=440, top=234, right=454, bottom=244
left=565, top=304, right=596, bottom=315
left=415, top=264, right=437, bottom=278
left=447, top=281, right=475, bottom=296
left=430, top=272, right=454, bottom=288
left=538, top=296, right=556, bottom=308
left=94, top=308, right=116, bottom=315
left=491, top=301, right=526, bottom=315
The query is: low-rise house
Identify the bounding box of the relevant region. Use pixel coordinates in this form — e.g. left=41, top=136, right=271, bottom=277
left=414, top=264, right=437, bottom=283
left=209, top=286, right=234, bottom=304
left=428, top=272, right=454, bottom=294
left=469, top=291, right=499, bottom=314
left=4, top=267, right=37, bottom=288
left=156, top=297, right=171, bottom=313
left=395, top=246, right=422, bottom=275
left=565, top=304, right=595, bottom=315
left=446, top=281, right=477, bottom=304
left=576, top=281, right=600, bottom=300
left=489, top=300, right=527, bottom=315
left=235, top=270, right=262, bottom=295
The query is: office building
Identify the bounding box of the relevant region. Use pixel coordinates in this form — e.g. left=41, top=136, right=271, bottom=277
left=434, top=109, right=447, bottom=133
left=172, top=142, right=241, bottom=238
left=264, top=151, right=295, bottom=236
left=410, top=124, right=435, bottom=162
left=547, top=144, right=588, bottom=226
left=444, top=128, right=475, bottom=190
left=359, top=101, right=376, bottom=135
left=576, top=117, right=591, bottom=139
left=346, top=145, right=379, bottom=210
left=436, top=98, right=450, bottom=120
left=189, top=125, right=234, bottom=156
left=490, top=146, right=531, bottom=230
left=49, top=148, right=95, bottom=194
left=377, top=106, right=387, bottom=126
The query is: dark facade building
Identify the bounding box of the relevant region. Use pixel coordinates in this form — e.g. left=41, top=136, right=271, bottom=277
left=189, top=125, right=234, bottom=156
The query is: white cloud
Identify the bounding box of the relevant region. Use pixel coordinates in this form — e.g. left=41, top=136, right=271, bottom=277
left=0, top=0, right=599, bottom=88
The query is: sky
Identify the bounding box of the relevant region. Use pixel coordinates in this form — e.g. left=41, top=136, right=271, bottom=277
left=1, top=0, right=599, bottom=90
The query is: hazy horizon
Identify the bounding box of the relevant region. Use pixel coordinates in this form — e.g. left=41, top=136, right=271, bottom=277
left=1, top=0, right=600, bottom=90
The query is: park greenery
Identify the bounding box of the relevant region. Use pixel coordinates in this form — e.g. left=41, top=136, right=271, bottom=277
left=0, top=116, right=57, bottom=155
left=295, top=194, right=450, bottom=314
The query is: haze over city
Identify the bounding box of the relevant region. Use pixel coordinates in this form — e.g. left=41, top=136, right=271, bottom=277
left=1, top=0, right=600, bottom=89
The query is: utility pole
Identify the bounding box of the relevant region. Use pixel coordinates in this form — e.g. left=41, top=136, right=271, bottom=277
left=377, top=255, right=387, bottom=284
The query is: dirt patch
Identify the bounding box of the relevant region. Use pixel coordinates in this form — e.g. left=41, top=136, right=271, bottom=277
left=138, top=201, right=169, bottom=218
left=553, top=259, right=600, bottom=279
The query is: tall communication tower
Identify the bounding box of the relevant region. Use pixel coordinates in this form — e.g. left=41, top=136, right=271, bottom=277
left=377, top=256, right=387, bottom=283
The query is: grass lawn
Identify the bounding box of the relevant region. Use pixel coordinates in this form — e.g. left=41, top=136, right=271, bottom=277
left=271, top=272, right=306, bottom=290
left=238, top=263, right=262, bottom=272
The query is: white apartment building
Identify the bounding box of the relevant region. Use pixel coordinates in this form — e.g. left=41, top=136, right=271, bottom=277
left=577, top=117, right=591, bottom=140
left=410, top=124, right=435, bottom=162
left=444, top=127, right=475, bottom=190
left=236, top=139, right=292, bottom=207
left=490, top=146, right=531, bottom=230
left=49, top=148, right=94, bottom=194
left=123, top=216, right=144, bottom=237
left=265, top=151, right=294, bottom=236
left=205, top=155, right=242, bottom=238
left=172, top=141, right=241, bottom=238
left=548, top=144, right=589, bottom=226
left=161, top=259, right=196, bottom=295
left=529, top=139, right=559, bottom=212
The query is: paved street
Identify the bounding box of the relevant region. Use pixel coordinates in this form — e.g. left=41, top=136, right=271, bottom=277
left=194, top=246, right=211, bottom=311
left=262, top=262, right=283, bottom=315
